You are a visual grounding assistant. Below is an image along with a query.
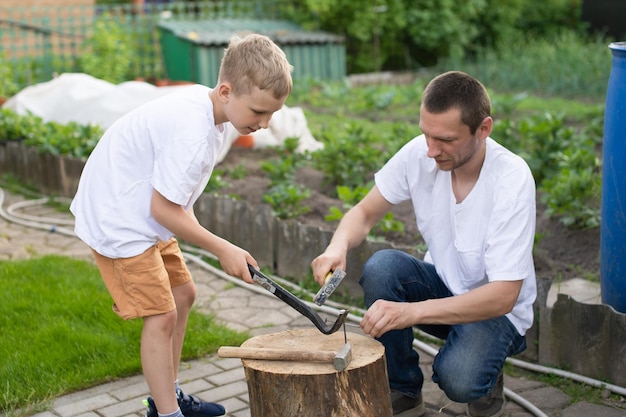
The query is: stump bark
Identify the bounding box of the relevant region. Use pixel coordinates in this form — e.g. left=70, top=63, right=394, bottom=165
left=240, top=328, right=392, bottom=417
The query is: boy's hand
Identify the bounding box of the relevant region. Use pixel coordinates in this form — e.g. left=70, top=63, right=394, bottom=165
left=149, top=189, right=258, bottom=283
left=216, top=241, right=257, bottom=284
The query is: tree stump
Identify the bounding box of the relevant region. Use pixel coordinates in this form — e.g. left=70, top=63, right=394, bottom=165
left=239, top=328, right=392, bottom=417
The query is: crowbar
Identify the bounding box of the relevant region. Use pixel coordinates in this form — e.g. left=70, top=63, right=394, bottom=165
left=247, top=264, right=348, bottom=335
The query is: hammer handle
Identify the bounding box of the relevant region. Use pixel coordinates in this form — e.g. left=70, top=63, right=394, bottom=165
left=218, top=346, right=335, bottom=362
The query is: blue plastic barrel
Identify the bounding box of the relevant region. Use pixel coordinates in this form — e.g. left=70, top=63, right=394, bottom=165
left=601, top=41, right=626, bottom=313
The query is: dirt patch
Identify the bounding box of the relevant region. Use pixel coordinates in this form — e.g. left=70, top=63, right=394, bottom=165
left=217, top=146, right=600, bottom=283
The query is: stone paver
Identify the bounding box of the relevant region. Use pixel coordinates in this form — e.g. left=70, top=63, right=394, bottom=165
left=1, top=189, right=624, bottom=417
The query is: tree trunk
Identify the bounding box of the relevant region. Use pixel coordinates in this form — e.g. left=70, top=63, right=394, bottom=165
left=239, top=328, right=392, bottom=417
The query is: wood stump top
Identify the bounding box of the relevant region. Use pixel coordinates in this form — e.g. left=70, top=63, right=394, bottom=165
left=240, top=328, right=384, bottom=375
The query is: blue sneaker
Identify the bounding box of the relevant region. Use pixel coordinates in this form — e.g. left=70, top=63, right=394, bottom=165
left=144, top=390, right=226, bottom=417
left=177, top=389, right=226, bottom=417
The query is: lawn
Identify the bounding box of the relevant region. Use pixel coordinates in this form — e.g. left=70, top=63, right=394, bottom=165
left=0, top=255, right=249, bottom=415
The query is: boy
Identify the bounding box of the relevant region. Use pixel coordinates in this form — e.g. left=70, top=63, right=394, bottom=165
left=70, top=33, right=293, bottom=417
left=312, top=71, right=536, bottom=417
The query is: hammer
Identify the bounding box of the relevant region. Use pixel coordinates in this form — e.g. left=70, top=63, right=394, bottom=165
left=217, top=343, right=353, bottom=371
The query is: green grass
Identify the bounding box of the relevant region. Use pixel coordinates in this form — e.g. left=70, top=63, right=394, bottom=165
left=437, top=30, right=612, bottom=101
left=0, top=255, right=249, bottom=415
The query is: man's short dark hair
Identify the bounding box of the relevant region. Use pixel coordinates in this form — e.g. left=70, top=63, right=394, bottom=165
left=422, top=71, right=491, bottom=134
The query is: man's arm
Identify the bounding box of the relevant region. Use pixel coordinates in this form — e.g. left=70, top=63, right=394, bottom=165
left=150, top=189, right=257, bottom=283
left=311, top=185, right=393, bottom=284
left=360, top=279, right=523, bottom=338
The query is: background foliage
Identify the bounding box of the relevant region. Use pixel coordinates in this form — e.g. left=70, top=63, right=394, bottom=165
left=0, top=0, right=613, bottom=229
left=280, top=0, right=588, bottom=73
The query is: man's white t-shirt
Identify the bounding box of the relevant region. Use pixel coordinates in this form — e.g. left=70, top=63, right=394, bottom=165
left=70, top=85, right=229, bottom=259
left=375, top=135, right=537, bottom=335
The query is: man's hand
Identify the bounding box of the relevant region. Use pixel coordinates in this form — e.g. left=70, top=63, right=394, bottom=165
left=360, top=280, right=524, bottom=338
left=360, top=299, right=417, bottom=338
left=311, top=186, right=394, bottom=286
left=310, top=247, right=346, bottom=286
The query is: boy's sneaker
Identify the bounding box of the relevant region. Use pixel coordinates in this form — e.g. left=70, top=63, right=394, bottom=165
left=144, top=390, right=226, bottom=417
left=466, top=371, right=505, bottom=417
left=177, top=389, right=226, bottom=417
left=144, top=397, right=157, bottom=417
left=391, top=391, right=425, bottom=417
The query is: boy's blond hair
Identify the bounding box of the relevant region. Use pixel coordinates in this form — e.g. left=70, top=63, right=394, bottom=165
left=218, top=33, right=293, bottom=99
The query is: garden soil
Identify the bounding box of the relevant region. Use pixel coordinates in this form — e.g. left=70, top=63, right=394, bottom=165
left=218, top=146, right=600, bottom=283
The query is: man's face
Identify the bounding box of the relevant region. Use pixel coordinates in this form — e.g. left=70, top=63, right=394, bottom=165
left=418, top=105, right=486, bottom=172
left=224, top=86, right=286, bottom=136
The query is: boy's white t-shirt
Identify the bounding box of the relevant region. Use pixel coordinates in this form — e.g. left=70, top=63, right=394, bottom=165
left=70, top=85, right=229, bottom=259
left=374, top=135, right=537, bottom=335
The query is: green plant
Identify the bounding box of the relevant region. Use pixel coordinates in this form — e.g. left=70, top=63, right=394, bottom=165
left=78, top=14, right=133, bottom=84
left=0, top=53, right=19, bottom=99
left=28, top=121, right=102, bottom=157
left=325, top=185, right=405, bottom=236
left=260, top=137, right=306, bottom=187
left=204, top=169, right=229, bottom=194
left=492, top=112, right=579, bottom=184
left=540, top=147, right=601, bottom=229
left=0, top=108, right=103, bottom=158
left=312, top=123, right=389, bottom=190
left=226, top=164, right=249, bottom=180
left=260, top=158, right=297, bottom=186
left=3, top=110, right=47, bottom=143
left=373, top=212, right=405, bottom=235
left=263, top=183, right=311, bottom=219
left=0, top=108, right=23, bottom=139
left=325, top=185, right=370, bottom=222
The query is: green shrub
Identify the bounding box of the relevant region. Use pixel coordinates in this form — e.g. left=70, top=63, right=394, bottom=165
left=0, top=53, right=19, bottom=99
left=281, top=0, right=584, bottom=72
left=78, top=14, right=133, bottom=84
left=0, top=108, right=102, bottom=158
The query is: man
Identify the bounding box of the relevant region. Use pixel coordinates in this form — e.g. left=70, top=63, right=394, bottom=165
left=312, top=71, right=536, bottom=417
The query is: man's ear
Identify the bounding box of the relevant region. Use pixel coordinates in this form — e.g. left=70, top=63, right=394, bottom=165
left=478, top=116, right=493, bottom=140
left=216, top=82, right=232, bottom=102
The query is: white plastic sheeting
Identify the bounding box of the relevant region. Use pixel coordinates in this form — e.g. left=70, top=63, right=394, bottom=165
left=2, top=73, right=323, bottom=162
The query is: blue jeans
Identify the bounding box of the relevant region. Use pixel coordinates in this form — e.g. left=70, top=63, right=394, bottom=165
left=359, top=249, right=527, bottom=403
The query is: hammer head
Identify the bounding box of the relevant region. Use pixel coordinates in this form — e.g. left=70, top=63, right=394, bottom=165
left=314, top=269, right=347, bottom=306
left=333, top=342, right=352, bottom=371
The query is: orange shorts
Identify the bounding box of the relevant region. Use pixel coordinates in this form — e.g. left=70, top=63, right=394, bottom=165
left=91, top=238, right=192, bottom=320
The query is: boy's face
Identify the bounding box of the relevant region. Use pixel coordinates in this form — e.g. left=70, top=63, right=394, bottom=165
left=220, top=84, right=287, bottom=135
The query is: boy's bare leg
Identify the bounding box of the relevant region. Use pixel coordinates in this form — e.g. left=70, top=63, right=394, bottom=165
left=142, top=311, right=179, bottom=414
left=171, top=281, right=196, bottom=379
